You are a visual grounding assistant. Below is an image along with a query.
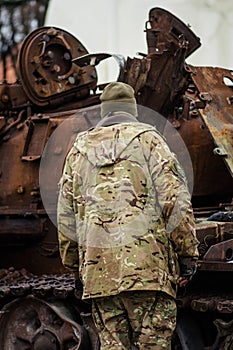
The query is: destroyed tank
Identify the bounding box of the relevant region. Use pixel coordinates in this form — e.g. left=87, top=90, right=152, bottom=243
left=0, top=7, right=233, bottom=350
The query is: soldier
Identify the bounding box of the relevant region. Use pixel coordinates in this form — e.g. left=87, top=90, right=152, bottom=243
left=57, top=82, right=199, bottom=349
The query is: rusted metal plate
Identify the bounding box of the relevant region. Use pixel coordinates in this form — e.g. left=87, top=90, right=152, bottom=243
left=203, top=238, right=233, bottom=261
left=196, top=221, right=233, bottom=254
left=199, top=260, right=233, bottom=272
left=122, top=7, right=201, bottom=117
left=146, top=7, right=201, bottom=57
left=190, top=66, right=233, bottom=177
left=17, top=26, right=97, bottom=106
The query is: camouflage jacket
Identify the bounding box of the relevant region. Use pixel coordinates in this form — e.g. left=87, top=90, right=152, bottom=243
left=57, top=118, right=199, bottom=299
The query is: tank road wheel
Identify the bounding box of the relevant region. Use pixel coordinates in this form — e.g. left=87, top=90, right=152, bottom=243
left=0, top=296, right=90, bottom=349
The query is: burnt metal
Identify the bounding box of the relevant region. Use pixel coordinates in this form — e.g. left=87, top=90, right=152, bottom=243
left=212, top=319, right=233, bottom=349
left=17, top=26, right=97, bottom=107
left=0, top=268, right=75, bottom=301
left=190, top=66, right=233, bottom=178
left=0, top=6, right=233, bottom=350
left=146, top=7, right=201, bottom=57
left=73, top=52, right=126, bottom=81
left=0, top=295, right=90, bottom=350
left=203, top=238, right=233, bottom=262
left=191, top=296, right=233, bottom=313
left=195, top=221, right=233, bottom=258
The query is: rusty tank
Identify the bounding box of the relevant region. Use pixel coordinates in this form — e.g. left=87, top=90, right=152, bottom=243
left=0, top=7, right=233, bottom=350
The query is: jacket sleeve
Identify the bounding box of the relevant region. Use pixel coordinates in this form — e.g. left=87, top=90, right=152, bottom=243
left=148, top=132, right=199, bottom=267
left=57, top=149, right=79, bottom=273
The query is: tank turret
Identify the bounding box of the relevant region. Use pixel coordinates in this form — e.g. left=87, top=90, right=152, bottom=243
left=0, top=8, right=233, bottom=349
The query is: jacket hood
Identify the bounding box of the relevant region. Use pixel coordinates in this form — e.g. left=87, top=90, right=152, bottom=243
left=74, top=123, right=155, bottom=167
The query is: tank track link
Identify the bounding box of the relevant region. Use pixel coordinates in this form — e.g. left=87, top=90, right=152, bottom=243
left=0, top=267, right=77, bottom=302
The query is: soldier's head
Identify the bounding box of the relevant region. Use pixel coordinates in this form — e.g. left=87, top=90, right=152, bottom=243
left=100, top=82, right=138, bottom=118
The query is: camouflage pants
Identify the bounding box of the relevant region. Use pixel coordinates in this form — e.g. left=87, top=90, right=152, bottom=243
left=92, top=290, right=177, bottom=350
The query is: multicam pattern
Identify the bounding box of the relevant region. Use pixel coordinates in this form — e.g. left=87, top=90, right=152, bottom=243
left=92, top=290, right=177, bottom=349
left=57, top=121, right=199, bottom=299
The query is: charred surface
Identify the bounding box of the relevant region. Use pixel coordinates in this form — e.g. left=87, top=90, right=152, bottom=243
left=0, top=7, right=233, bottom=350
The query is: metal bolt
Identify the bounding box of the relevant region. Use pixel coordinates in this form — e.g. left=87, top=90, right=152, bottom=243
left=1, top=94, right=9, bottom=103
left=16, top=185, right=25, bottom=194
left=68, top=76, right=75, bottom=84
left=53, top=64, right=61, bottom=73
left=64, top=52, right=71, bottom=60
